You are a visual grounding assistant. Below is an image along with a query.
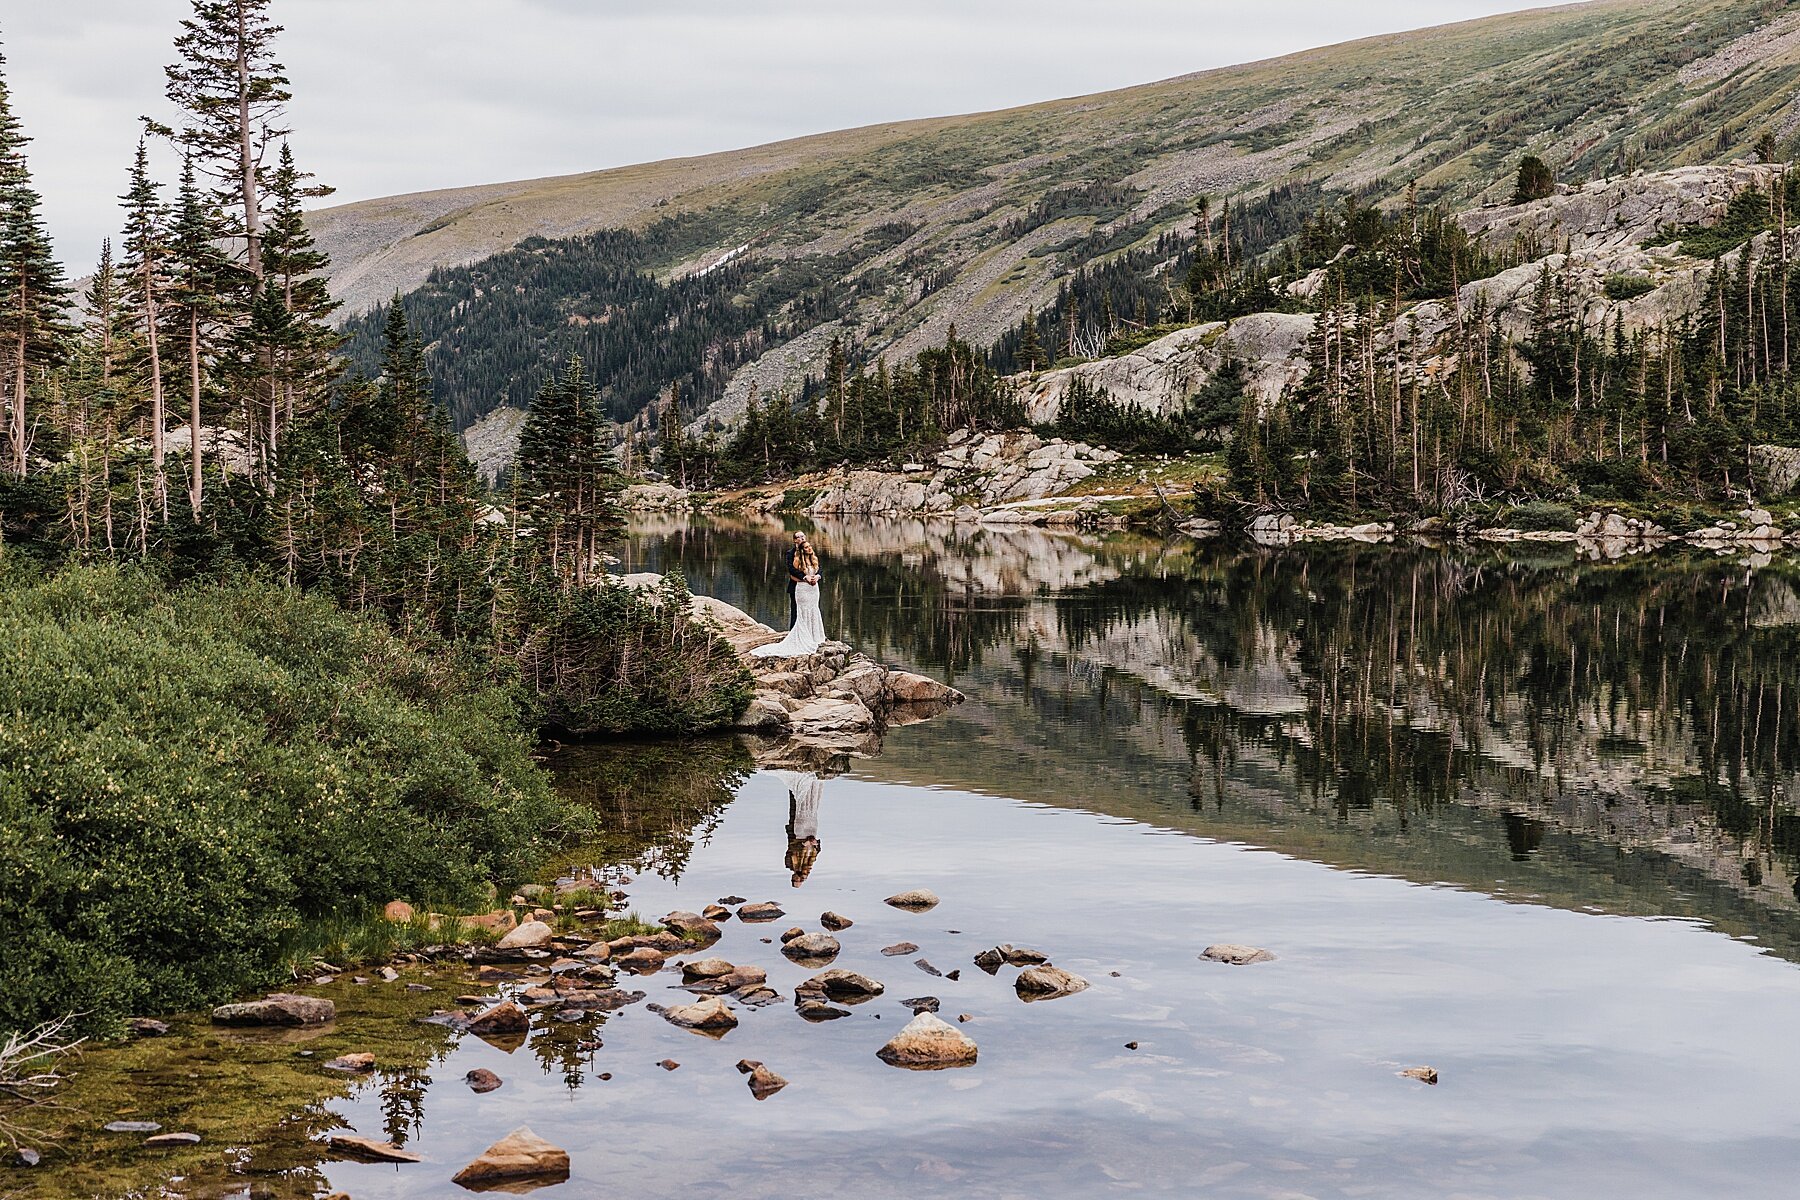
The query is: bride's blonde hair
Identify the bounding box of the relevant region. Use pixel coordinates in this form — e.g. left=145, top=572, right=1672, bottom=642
left=794, top=540, right=819, bottom=575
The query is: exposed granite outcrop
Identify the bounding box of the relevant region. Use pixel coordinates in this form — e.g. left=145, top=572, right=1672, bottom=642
left=614, top=572, right=963, bottom=749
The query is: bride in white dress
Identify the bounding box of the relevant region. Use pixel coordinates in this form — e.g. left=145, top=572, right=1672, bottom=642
left=753, top=532, right=826, bottom=658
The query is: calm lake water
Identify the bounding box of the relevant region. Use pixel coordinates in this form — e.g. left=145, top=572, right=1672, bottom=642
left=47, top=518, right=1800, bottom=1199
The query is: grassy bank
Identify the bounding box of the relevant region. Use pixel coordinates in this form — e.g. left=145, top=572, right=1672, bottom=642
left=0, top=563, right=586, bottom=1034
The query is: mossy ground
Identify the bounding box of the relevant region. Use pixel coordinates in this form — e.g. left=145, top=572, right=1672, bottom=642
left=7, top=966, right=466, bottom=1199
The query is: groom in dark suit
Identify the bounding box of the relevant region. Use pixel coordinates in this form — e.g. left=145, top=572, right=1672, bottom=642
left=783, top=531, right=809, bottom=628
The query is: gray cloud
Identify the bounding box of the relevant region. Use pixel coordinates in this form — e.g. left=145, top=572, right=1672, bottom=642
left=9, top=0, right=1546, bottom=266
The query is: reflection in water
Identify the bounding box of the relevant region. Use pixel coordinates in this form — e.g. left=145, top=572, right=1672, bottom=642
left=634, top=517, right=1800, bottom=962
left=776, top=771, right=824, bottom=886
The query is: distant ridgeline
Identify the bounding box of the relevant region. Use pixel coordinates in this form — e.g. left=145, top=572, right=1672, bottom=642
left=317, top=0, right=1800, bottom=468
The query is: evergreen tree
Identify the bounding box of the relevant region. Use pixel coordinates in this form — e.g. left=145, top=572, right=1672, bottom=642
left=1017, top=307, right=1042, bottom=372
left=0, top=47, right=70, bottom=475
left=167, top=155, right=232, bottom=513
left=162, top=0, right=290, bottom=281
left=515, top=354, right=622, bottom=585
left=119, top=137, right=171, bottom=504
left=1513, top=155, right=1556, bottom=203
left=256, top=141, right=338, bottom=458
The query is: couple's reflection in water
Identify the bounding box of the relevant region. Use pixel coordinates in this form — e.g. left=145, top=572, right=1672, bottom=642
left=756, top=742, right=852, bottom=887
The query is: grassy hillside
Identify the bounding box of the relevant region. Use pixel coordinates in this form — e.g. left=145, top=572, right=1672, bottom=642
left=318, top=0, right=1800, bottom=428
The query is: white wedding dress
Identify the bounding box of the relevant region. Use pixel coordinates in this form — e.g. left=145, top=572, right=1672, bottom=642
left=753, top=581, right=826, bottom=658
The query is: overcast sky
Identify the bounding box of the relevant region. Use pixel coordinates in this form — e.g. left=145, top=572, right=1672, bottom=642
left=9, top=0, right=1553, bottom=266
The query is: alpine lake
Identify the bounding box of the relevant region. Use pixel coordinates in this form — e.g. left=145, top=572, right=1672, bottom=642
left=24, top=516, right=1800, bottom=1200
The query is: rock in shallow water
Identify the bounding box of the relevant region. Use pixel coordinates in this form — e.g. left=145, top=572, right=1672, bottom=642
left=103, top=1121, right=161, bottom=1134
left=738, top=901, right=786, bottom=922
left=1201, top=944, right=1276, bottom=966
left=211, top=993, right=335, bottom=1027
left=660, top=995, right=738, bottom=1033
left=326, top=1134, right=421, bottom=1164
left=804, top=969, right=885, bottom=1002
left=877, top=1011, right=978, bottom=1069
left=1400, top=1066, right=1440, bottom=1085
left=820, top=911, right=853, bottom=931
left=465, top=1068, right=503, bottom=1094
left=974, top=944, right=1049, bottom=973
left=881, top=942, right=920, bottom=957
left=466, top=1000, right=530, bottom=1036
left=781, top=932, right=841, bottom=964
left=1015, top=965, right=1089, bottom=1001
left=143, top=1132, right=201, bottom=1148
left=450, top=1126, right=570, bottom=1188
left=322, top=1052, right=376, bottom=1073
left=495, top=920, right=555, bottom=951
left=884, top=889, right=940, bottom=912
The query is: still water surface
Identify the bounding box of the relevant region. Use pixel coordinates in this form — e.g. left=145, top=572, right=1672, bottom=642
left=145, top=520, right=1800, bottom=1197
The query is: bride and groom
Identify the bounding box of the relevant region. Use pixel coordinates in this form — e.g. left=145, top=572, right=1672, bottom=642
left=753, top=531, right=827, bottom=658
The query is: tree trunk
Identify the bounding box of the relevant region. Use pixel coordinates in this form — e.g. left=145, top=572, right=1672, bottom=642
left=188, top=309, right=204, bottom=514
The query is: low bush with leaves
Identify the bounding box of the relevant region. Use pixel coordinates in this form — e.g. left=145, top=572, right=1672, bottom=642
left=0, top=563, right=580, bottom=1034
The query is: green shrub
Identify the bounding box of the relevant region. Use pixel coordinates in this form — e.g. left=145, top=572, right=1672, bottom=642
left=0, top=564, right=576, bottom=1034
left=510, top=572, right=753, bottom=736
left=1505, top=501, right=1580, bottom=532
left=1603, top=273, right=1657, bottom=301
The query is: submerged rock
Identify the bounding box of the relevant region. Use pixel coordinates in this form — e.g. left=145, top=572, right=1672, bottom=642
left=127, top=1018, right=171, bottom=1038
left=1015, top=965, right=1090, bottom=1001
left=450, top=1126, right=571, bottom=1188
left=143, top=1132, right=201, bottom=1148
left=877, top=1011, right=978, bottom=1070
left=326, top=1133, right=422, bottom=1164
left=1201, top=944, right=1276, bottom=966
left=103, top=1121, right=161, bottom=1134
left=881, top=942, right=920, bottom=957
left=322, top=1052, right=376, bottom=1073
left=211, top=994, right=335, bottom=1027
left=615, top=947, right=666, bottom=974
left=465, top=1068, right=504, bottom=1094
left=884, top=889, right=940, bottom=911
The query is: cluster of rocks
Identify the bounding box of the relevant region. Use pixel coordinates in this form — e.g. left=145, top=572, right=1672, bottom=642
left=612, top=571, right=964, bottom=749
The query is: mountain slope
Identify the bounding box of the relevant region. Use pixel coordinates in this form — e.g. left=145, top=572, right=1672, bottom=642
left=313, top=0, right=1800, bottom=428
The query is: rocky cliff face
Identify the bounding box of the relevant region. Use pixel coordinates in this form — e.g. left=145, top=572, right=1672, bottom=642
left=1021, top=313, right=1313, bottom=424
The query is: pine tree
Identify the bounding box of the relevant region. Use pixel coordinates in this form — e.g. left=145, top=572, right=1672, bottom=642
left=1017, top=308, right=1041, bottom=373
left=1513, top=155, right=1556, bottom=204
left=0, top=47, right=70, bottom=475
left=119, top=137, right=171, bottom=506
left=516, top=354, right=622, bottom=585
left=256, top=141, right=339, bottom=459
left=162, top=0, right=290, bottom=282
left=167, top=154, right=232, bottom=513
